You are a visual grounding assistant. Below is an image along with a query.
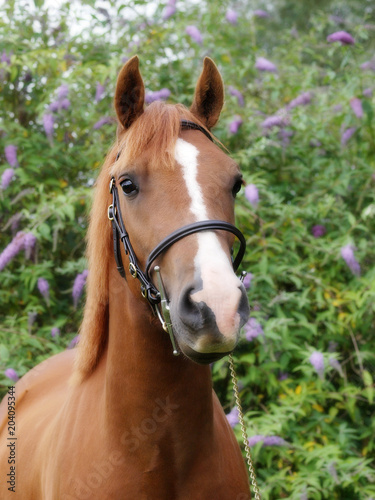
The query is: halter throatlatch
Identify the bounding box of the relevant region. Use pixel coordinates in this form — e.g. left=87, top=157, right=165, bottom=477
left=108, top=119, right=248, bottom=354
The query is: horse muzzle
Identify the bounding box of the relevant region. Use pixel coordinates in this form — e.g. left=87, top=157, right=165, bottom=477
left=170, top=280, right=250, bottom=364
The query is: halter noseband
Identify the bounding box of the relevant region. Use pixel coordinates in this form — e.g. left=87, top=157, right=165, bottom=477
left=108, top=119, right=247, bottom=353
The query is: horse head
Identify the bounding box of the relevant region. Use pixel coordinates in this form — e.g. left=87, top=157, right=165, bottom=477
left=108, top=55, right=250, bottom=364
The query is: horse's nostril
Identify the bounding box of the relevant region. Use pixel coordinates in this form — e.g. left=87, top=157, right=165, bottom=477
left=179, top=287, right=216, bottom=331
left=179, top=287, right=201, bottom=329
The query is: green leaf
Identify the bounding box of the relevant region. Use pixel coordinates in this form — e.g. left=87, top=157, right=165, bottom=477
left=0, top=344, right=10, bottom=362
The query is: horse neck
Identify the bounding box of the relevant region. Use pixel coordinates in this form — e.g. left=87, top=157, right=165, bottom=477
left=103, top=265, right=214, bottom=434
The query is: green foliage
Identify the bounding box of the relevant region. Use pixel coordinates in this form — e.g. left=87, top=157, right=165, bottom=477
left=0, top=0, right=374, bottom=498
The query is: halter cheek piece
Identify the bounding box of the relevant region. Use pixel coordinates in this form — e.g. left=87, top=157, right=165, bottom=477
left=108, top=120, right=247, bottom=355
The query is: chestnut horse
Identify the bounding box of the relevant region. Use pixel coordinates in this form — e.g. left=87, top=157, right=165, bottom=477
left=0, top=56, right=251, bottom=499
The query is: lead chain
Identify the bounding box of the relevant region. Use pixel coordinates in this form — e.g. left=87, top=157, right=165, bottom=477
left=228, top=354, right=261, bottom=500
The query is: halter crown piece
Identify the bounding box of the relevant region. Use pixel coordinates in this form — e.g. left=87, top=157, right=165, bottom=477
left=107, top=120, right=248, bottom=354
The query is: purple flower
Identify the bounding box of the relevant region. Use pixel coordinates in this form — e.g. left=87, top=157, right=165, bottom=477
left=0, top=231, right=26, bottom=271
left=287, top=92, right=311, bottom=109
left=229, top=116, right=243, bottom=135
left=253, top=9, right=270, bottom=18
left=43, top=113, right=54, bottom=139
left=5, top=368, right=19, bottom=382
left=95, top=82, right=105, bottom=102
left=248, top=435, right=265, bottom=446
left=145, top=88, right=171, bottom=104
left=340, top=245, right=360, bottom=276
left=57, top=84, right=69, bottom=100
left=60, top=98, right=70, bottom=110
left=93, top=116, right=112, bottom=129
left=363, top=88, right=373, bottom=98
left=311, top=225, right=326, bottom=238
left=226, top=407, right=239, bottom=427
left=333, top=104, right=343, bottom=113
left=163, top=0, right=176, bottom=20
left=226, top=9, right=238, bottom=25
left=255, top=57, right=277, bottom=73
left=327, top=31, right=355, bottom=45
left=5, top=145, right=18, bottom=167
left=263, top=436, right=287, bottom=446
left=186, top=25, right=203, bottom=45
left=279, top=128, right=293, bottom=147
left=244, top=318, right=263, bottom=341
left=51, top=327, right=60, bottom=338
left=261, top=114, right=289, bottom=129
left=49, top=100, right=60, bottom=112
left=49, top=93, right=70, bottom=112
left=38, top=277, right=50, bottom=303
left=1, top=50, right=11, bottom=65
left=245, top=184, right=259, bottom=207
left=309, top=351, right=324, bottom=379
left=23, top=232, right=37, bottom=259
left=341, top=127, right=356, bottom=146
left=350, top=98, right=363, bottom=119
left=248, top=435, right=286, bottom=447
left=67, top=335, right=80, bottom=349
left=1, top=168, right=15, bottom=190
left=73, top=269, right=89, bottom=307
left=228, top=86, right=244, bottom=107
left=158, top=89, right=171, bottom=100
left=28, top=312, right=37, bottom=333
left=360, top=60, right=375, bottom=72
left=10, top=213, right=21, bottom=234
left=278, top=372, right=289, bottom=381
left=242, top=273, right=253, bottom=290
left=329, top=357, right=344, bottom=377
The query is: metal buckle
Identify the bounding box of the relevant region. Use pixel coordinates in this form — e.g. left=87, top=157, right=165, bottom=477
left=129, top=262, right=138, bottom=278
left=107, top=204, right=115, bottom=221
left=109, top=178, right=115, bottom=194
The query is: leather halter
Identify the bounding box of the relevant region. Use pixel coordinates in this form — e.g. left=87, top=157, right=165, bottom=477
left=108, top=119, right=247, bottom=314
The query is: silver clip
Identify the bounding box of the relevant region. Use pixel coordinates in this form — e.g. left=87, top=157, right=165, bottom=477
left=239, top=271, right=247, bottom=283
left=154, top=266, right=179, bottom=356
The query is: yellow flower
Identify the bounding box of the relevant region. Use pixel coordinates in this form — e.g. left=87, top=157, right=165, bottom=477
left=312, top=403, right=324, bottom=412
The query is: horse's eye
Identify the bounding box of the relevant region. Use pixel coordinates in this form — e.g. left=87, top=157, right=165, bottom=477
left=121, top=179, right=138, bottom=196
left=232, top=179, right=243, bottom=198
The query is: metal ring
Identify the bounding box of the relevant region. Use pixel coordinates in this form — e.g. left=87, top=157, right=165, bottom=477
left=107, top=204, right=115, bottom=221
left=129, top=262, right=137, bottom=278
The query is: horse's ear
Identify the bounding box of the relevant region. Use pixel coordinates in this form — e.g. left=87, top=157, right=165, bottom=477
left=190, top=57, right=224, bottom=129
left=114, top=55, right=145, bottom=130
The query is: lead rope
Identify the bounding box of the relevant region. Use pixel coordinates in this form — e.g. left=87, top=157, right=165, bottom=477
left=228, top=354, right=261, bottom=500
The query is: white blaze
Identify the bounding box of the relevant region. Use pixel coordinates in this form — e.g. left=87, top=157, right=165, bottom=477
left=174, top=138, right=242, bottom=350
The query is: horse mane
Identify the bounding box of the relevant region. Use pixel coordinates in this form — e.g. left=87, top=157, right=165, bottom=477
left=111, top=101, right=212, bottom=174
left=73, top=101, right=211, bottom=383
